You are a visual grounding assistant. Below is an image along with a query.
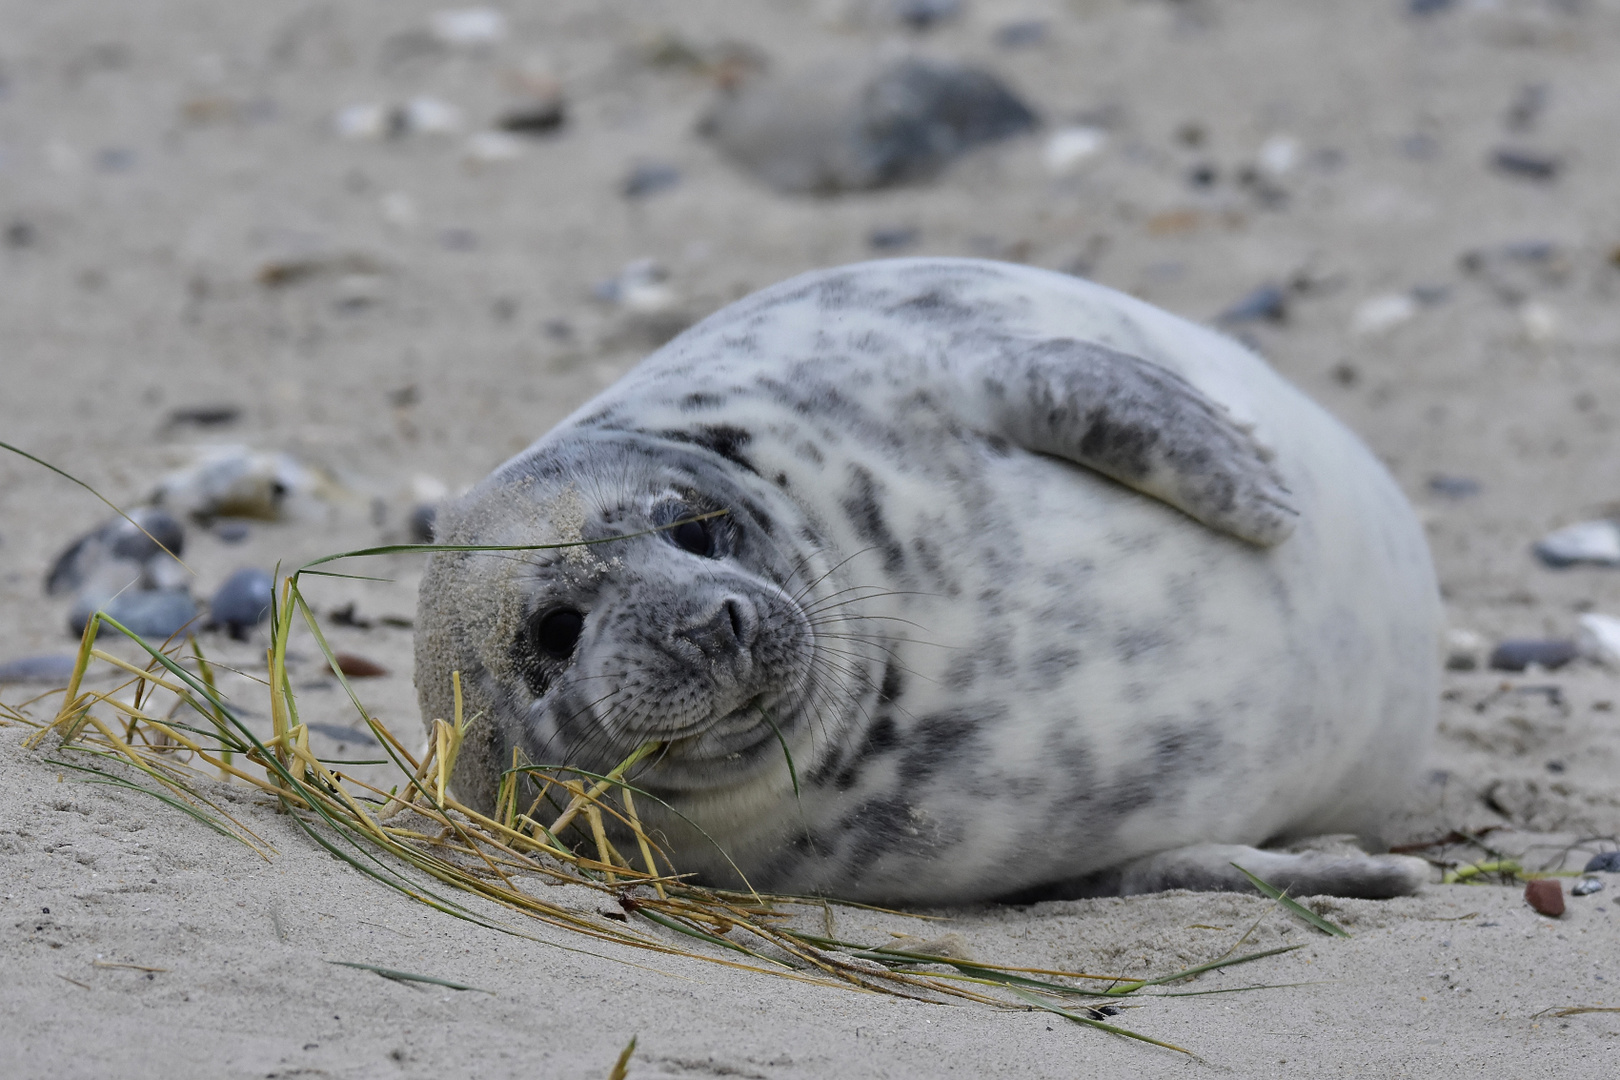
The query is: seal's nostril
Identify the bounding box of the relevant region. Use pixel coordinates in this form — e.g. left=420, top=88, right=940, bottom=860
left=725, top=599, right=744, bottom=643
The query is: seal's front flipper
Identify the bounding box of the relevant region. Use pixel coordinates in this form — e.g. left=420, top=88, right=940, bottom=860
left=1113, top=842, right=1429, bottom=899
left=971, top=339, right=1298, bottom=546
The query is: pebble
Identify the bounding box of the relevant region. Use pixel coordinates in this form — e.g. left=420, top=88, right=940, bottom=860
left=1043, top=127, right=1107, bottom=176
left=868, top=226, right=919, bottom=251
left=164, top=405, right=241, bottom=430
left=1505, top=83, right=1550, bottom=133
left=400, top=96, right=462, bottom=136
left=1524, top=878, right=1564, bottom=917
left=1584, top=851, right=1620, bottom=874
left=702, top=57, right=1036, bottom=193
left=1460, top=242, right=1571, bottom=301
left=428, top=7, right=507, bottom=47
left=332, top=652, right=388, bottom=679
left=1491, top=148, right=1560, bottom=181
left=463, top=130, right=525, bottom=165
left=304, top=721, right=380, bottom=746
left=1400, top=132, right=1439, bottom=160
left=333, top=103, right=394, bottom=140
left=622, top=162, right=681, bottom=199
left=209, top=568, right=274, bottom=640
left=1408, top=0, right=1456, bottom=13
left=334, top=98, right=461, bottom=140
left=1488, top=638, right=1579, bottom=673
left=256, top=252, right=384, bottom=288
left=593, top=259, right=677, bottom=314
left=891, top=0, right=962, bottom=29
left=994, top=20, right=1049, bottom=48
left=1256, top=134, right=1300, bottom=178
left=0, top=655, right=78, bottom=684
left=215, top=522, right=251, bottom=544
left=1443, top=628, right=1487, bottom=671
left=46, top=508, right=185, bottom=597
left=1576, top=613, right=1620, bottom=669
left=73, top=589, right=200, bottom=640
left=1519, top=300, right=1559, bottom=345
left=1217, top=284, right=1288, bottom=325
left=1350, top=292, right=1418, bottom=337
left=1427, top=475, right=1481, bottom=498
left=497, top=101, right=565, bottom=135
left=1572, top=876, right=1605, bottom=897
left=1533, top=519, right=1620, bottom=568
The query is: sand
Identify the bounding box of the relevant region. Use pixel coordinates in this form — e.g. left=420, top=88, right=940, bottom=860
left=3, top=1, right=1619, bottom=1076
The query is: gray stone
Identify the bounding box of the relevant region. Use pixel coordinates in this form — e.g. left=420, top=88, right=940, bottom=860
left=0, top=655, right=78, bottom=684
left=702, top=57, right=1036, bottom=193
left=209, top=568, right=275, bottom=639
left=73, top=589, right=200, bottom=640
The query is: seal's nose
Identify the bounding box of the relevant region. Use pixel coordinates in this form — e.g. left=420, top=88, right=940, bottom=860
left=677, top=596, right=757, bottom=657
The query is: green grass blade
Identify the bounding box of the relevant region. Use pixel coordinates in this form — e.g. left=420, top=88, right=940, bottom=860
left=855, top=947, right=1113, bottom=996
left=0, top=439, right=190, bottom=574
left=607, top=1035, right=637, bottom=1080
left=1103, top=944, right=1304, bottom=994
left=755, top=706, right=799, bottom=799
left=327, top=960, right=493, bottom=993
left=1008, top=987, right=1197, bottom=1057
left=46, top=756, right=255, bottom=849
left=1230, top=863, right=1352, bottom=937
left=1143, top=981, right=1329, bottom=998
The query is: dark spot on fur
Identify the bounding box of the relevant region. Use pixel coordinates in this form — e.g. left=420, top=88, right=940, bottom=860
left=773, top=471, right=790, bottom=489
left=833, top=715, right=900, bottom=790
left=1030, top=647, right=1082, bottom=691
left=900, top=707, right=986, bottom=788
left=1114, top=627, right=1171, bottom=664
left=843, top=796, right=920, bottom=864
left=1105, top=720, right=1222, bottom=817
left=887, top=289, right=977, bottom=325
left=657, top=424, right=759, bottom=475
left=877, top=662, right=904, bottom=705
left=841, top=465, right=905, bottom=573
left=679, top=392, right=726, bottom=411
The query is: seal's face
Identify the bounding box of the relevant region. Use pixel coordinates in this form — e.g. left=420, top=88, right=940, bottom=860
left=418, top=438, right=829, bottom=801
left=513, top=486, right=815, bottom=783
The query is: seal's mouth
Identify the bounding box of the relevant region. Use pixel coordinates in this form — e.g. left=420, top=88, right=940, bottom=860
left=659, top=693, right=783, bottom=760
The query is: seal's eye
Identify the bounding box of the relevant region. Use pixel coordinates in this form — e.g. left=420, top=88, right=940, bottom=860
left=670, top=518, right=714, bottom=557
left=531, top=608, right=584, bottom=659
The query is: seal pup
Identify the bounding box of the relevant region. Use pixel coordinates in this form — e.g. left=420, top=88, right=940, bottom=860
left=416, top=258, right=1440, bottom=905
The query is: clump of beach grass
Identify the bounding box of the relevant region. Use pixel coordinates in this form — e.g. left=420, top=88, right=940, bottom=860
left=1, top=441, right=1330, bottom=1058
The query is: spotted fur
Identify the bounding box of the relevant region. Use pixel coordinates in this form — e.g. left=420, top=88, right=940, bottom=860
left=415, top=259, right=1440, bottom=904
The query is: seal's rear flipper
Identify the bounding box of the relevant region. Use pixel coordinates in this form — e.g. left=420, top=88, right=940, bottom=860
left=968, top=340, right=1299, bottom=546
left=1114, top=842, right=1429, bottom=899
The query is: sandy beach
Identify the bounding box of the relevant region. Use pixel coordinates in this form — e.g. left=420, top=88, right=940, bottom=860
left=3, top=1, right=1620, bottom=1076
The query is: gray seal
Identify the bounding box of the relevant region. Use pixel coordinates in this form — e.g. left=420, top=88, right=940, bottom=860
left=416, top=258, right=1440, bottom=904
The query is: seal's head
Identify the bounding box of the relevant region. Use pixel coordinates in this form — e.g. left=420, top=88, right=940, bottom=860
left=416, top=434, right=835, bottom=812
